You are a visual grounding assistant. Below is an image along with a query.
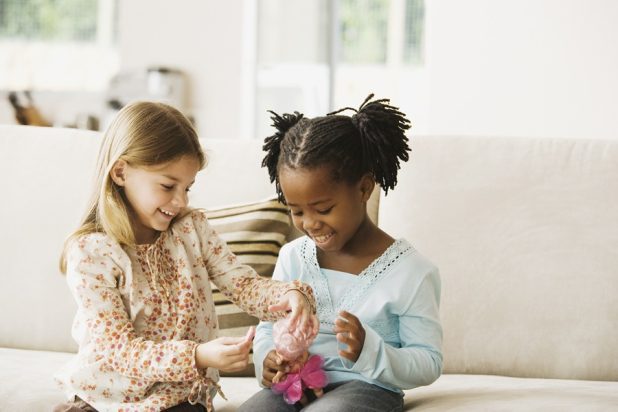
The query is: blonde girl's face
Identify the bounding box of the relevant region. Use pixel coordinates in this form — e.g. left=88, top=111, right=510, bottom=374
left=111, top=155, right=200, bottom=244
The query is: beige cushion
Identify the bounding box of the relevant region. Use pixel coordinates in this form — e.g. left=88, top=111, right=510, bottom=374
left=207, top=198, right=292, bottom=376
left=0, top=126, right=99, bottom=353
left=2, top=347, right=617, bottom=412
left=403, top=374, right=618, bottom=411
left=379, top=136, right=618, bottom=381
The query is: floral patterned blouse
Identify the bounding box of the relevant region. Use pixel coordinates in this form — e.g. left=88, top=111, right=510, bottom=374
left=55, top=209, right=315, bottom=412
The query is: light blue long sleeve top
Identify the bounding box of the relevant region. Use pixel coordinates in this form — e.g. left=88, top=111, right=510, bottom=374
left=253, top=237, right=443, bottom=394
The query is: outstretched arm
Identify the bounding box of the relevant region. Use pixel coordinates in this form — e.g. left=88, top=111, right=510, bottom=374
left=192, top=211, right=316, bottom=330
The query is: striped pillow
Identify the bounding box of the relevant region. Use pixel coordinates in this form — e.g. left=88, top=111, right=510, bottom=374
left=207, top=198, right=291, bottom=376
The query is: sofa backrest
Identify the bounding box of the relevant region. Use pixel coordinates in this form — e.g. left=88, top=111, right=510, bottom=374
left=378, top=135, right=618, bottom=382
left=0, top=125, right=379, bottom=353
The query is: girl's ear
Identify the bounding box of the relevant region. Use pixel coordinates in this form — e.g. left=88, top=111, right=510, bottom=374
left=110, top=159, right=128, bottom=186
left=359, top=173, right=375, bottom=203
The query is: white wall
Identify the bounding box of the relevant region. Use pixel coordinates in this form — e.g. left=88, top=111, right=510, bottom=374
left=117, top=0, right=248, bottom=139
left=3, top=0, right=617, bottom=141
left=257, top=0, right=618, bottom=140
left=424, top=0, right=618, bottom=139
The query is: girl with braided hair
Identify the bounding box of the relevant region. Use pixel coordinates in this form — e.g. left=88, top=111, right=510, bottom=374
left=239, top=95, right=443, bottom=411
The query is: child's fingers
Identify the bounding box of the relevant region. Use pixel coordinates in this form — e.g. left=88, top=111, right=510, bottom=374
left=219, top=340, right=252, bottom=357
left=301, top=313, right=320, bottom=339
left=263, top=358, right=279, bottom=371
left=261, top=374, right=277, bottom=388
left=338, top=349, right=357, bottom=361
left=333, top=317, right=352, bottom=334
left=337, top=332, right=361, bottom=352
left=225, top=358, right=250, bottom=372
left=298, top=307, right=319, bottom=338
left=217, top=335, right=246, bottom=345
left=336, top=332, right=352, bottom=345
left=268, top=291, right=294, bottom=314
left=268, top=302, right=288, bottom=313
left=264, top=351, right=286, bottom=371
left=312, top=314, right=320, bottom=336
left=244, top=326, right=256, bottom=342
left=264, top=352, right=289, bottom=372
left=224, top=351, right=250, bottom=365
left=336, top=330, right=363, bottom=362
left=236, top=339, right=253, bottom=353
left=338, top=310, right=360, bottom=325
left=270, top=290, right=308, bottom=325
left=287, top=312, right=302, bottom=334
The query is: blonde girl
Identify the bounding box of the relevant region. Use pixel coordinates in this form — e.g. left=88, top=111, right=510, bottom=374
left=54, top=102, right=316, bottom=412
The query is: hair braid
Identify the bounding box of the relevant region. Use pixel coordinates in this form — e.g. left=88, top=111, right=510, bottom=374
left=262, top=94, right=412, bottom=202
left=262, top=110, right=304, bottom=202
left=352, top=94, right=411, bottom=194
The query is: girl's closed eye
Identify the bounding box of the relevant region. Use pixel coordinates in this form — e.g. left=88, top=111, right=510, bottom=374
left=290, top=209, right=303, bottom=217
left=161, top=184, right=174, bottom=191
left=317, top=206, right=334, bottom=215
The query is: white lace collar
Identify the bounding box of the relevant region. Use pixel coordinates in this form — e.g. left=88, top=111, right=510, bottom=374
left=299, top=237, right=414, bottom=326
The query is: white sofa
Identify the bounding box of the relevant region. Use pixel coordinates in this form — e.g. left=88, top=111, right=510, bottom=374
left=1, top=125, right=617, bottom=411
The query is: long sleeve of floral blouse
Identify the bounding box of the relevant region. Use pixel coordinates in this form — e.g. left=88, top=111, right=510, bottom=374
left=65, top=234, right=202, bottom=384
left=192, top=211, right=316, bottom=321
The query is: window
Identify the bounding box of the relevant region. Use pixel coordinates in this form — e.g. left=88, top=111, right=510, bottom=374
left=339, top=0, right=389, bottom=64
left=254, top=0, right=331, bottom=139
left=338, top=0, right=424, bottom=66
left=403, top=0, right=424, bottom=65
left=253, top=0, right=426, bottom=139
left=0, top=0, right=118, bottom=91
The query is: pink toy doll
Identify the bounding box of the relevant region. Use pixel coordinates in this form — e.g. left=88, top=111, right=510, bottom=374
left=271, top=316, right=328, bottom=405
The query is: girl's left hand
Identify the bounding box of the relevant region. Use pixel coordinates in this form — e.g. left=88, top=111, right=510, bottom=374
left=334, top=310, right=366, bottom=362
left=269, top=290, right=318, bottom=339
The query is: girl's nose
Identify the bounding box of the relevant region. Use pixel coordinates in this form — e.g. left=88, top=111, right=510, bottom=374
left=303, top=216, right=322, bottom=232
left=172, top=190, right=188, bottom=208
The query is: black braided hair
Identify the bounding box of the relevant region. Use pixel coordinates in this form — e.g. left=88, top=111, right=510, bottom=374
left=262, top=111, right=305, bottom=200
left=262, top=94, right=411, bottom=203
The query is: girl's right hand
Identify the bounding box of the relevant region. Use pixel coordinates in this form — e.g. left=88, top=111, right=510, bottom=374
left=261, top=349, right=288, bottom=388
left=195, top=327, right=255, bottom=372
left=268, top=290, right=319, bottom=340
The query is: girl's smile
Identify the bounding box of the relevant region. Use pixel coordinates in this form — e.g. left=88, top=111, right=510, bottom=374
left=312, top=232, right=335, bottom=246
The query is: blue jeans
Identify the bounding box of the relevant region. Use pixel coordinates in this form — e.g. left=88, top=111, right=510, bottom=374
left=238, top=380, right=404, bottom=412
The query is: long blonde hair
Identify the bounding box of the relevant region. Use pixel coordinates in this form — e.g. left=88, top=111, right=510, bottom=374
left=59, top=101, right=206, bottom=273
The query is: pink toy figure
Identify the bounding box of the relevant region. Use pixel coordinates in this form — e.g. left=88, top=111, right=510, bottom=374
left=271, top=316, right=328, bottom=405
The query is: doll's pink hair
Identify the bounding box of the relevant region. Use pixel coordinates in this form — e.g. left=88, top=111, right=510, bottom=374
left=273, top=316, right=315, bottom=361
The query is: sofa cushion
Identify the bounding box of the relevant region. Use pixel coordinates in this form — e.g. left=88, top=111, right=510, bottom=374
left=378, top=136, right=618, bottom=381
left=0, top=348, right=72, bottom=410
left=3, top=347, right=617, bottom=412
left=206, top=198, right=292, bottom=376
left=403, top=374, right=618, bottom=411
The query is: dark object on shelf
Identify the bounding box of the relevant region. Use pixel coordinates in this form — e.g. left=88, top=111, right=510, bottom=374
left=107, top=99, right=123, bottom=110
left=7, top=91, right=51, bottom=127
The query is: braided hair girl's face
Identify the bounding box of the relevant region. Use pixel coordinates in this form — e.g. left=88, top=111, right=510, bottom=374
left=279, top=164, right=374, bottom=253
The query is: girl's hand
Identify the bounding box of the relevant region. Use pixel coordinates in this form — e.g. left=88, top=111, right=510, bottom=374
left=268, top=290, right=319, bottom=339
left=334, top=311, right=366, bottom=362
left=195, top=326, right=255, bottom=372
left=261, top=349, right=288, bottom=388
